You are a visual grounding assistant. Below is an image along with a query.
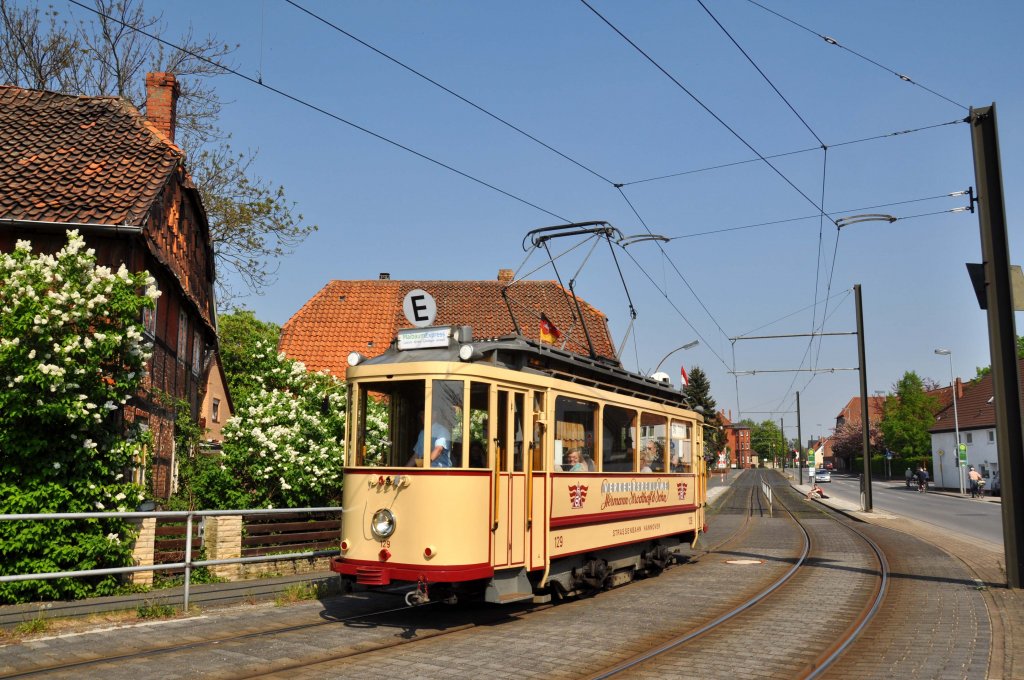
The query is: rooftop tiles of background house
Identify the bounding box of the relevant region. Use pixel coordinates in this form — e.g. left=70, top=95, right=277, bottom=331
left=279, top=279, right=615, bottom=377
left=0, top=86, right=180, bottom=226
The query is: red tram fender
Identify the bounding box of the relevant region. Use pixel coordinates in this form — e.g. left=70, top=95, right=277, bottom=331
left=332, top=557, right=494, bottom=586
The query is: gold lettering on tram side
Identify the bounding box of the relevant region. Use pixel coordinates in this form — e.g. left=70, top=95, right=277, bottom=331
left=598, top=478, right=670, bottom=511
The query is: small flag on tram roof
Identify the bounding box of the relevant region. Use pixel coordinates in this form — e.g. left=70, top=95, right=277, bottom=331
left=680, top=364, right=689, bottom=387
left=539, top=313, right=561, bottom=344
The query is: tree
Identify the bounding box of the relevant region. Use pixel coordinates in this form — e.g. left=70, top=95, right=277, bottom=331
left=0, top=0, right=316, bottom=300
left=750, top=420, right=784, bottom=465
left=216, top=309, right=281, bottom=407
left=0, top=232, right=156, bottom=603
left=974, top=335, right=1024, bottom=378
left=880, top=371, right=939, bottom=459
left=830, top=419, right=884, bottom=468
left=682, top=365, right=722, bottom=461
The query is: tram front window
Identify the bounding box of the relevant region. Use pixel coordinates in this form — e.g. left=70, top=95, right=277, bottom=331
left=353, top=379, right=470, bottom=468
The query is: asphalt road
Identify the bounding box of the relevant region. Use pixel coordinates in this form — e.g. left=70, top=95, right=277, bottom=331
left=817, top=471, right=1004, bottom=546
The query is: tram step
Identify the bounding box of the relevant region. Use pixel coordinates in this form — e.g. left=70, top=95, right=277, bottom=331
left=485, top=567, right=533, bottom=604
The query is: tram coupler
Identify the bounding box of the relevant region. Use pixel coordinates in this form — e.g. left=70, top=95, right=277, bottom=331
left=405, top=579, right=430, bottom=606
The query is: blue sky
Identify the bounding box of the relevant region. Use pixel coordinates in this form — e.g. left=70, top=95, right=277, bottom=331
left=104, top=0, right=1022, bottom=444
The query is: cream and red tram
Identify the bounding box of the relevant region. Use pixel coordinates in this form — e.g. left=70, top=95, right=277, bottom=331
left=331, top=325, right=707, bottom=604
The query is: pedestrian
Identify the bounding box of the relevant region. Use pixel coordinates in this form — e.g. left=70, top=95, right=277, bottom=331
left=905, top=466, right=913, bottom=488
left=968, top=466, right=983, bottom=498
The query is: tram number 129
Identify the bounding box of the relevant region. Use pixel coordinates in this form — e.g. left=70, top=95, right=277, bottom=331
left=553, top=535, right=563, bottom=548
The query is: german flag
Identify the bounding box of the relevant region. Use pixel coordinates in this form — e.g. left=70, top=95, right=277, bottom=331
left=539, top=313, right=561, bottom=344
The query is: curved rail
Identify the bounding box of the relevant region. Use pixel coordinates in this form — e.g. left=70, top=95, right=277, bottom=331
left=589, top=469, right=888, bottom=679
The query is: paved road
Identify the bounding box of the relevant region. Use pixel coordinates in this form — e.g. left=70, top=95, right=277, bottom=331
left=816, top=472, right=1004, bottom=545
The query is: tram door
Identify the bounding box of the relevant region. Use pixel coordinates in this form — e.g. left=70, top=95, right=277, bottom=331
left=493, top=389, right=528, bottom=568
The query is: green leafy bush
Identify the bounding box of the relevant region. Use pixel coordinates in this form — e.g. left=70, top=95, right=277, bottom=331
left=0, top=232, right=156, bottom=603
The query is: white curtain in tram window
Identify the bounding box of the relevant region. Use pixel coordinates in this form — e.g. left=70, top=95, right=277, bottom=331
left=672, top=421, right=692, bottom=464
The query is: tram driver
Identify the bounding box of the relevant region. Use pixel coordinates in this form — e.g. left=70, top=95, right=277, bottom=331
left=406, top=409, right=452, bottom=468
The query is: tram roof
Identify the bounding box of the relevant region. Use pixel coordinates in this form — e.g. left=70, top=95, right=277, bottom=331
left=356, top=327, right=700, bottom=412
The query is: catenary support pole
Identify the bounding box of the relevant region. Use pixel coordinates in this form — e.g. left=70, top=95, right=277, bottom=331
left=856, top=284, right=872, bottom=512
left=971, top=103, right=1023, bottom=589
left=797, top=391, right=803, bottom=486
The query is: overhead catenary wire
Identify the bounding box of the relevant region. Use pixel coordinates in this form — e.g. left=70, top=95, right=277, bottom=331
left=580, top=0, right=827, bottom=218
left=744, top=0, right=968, bottom=111
left=666, top=192, right=972, bottom=240
left=283, top=0, right=617, bottom=187
left=697, top=0, right=825, bottom=148
left=289, top=0, right=735, bottom=364
left=619, top=118, right=965, bottom=187
left=65, top=0, right=573, bottom=225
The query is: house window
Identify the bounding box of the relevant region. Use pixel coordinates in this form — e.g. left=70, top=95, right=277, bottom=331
left=988, top=430, right=995, bottom=443
left=192, top=330, right=202, bottom=375
left=212, top=398, right=221, bottom=423
left=965, top=432, right=973, bottom=444
left=177, top=309, right=188, bottom=363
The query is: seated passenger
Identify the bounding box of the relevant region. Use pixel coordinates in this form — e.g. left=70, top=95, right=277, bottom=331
left=670, top=450, right=684, bottom=473
left=566, top=447, right=587, bottom=472
left=641, top=441, right=660, bottom=473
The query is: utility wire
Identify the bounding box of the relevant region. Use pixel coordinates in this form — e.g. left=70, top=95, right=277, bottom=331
left=698, top=0, right=824, bottom=147
left=744, top=0, right=967, bottom=111
left=621, top=118, right=964, bottom=187
left=618, top=245, right=732, bottom=372
left=66, top=0, right=572, bottom=224
left=617, top=186, right=731, bottom=341
left=288, top=0, right=739, bottom=358
left=284, top=0, right=617, bottom=186
left=580, top=0, right=826, bottom=217
left=667, top=191, right=971, bottom=240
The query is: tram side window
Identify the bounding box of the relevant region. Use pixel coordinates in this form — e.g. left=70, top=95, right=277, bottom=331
left=671, top=420, right=693, bottom=473
left=602, top=405, right=636, bottom=472
left=532, top=392, right=546, bottom=471
left=468, top=382, right=490, bottom=468
left=554, top=396, right=596, bottom=471
left=640, top=413, right=668, bottom=473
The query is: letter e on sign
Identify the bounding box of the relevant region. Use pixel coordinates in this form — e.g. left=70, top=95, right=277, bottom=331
left=403, top=289, right=437, bottom=328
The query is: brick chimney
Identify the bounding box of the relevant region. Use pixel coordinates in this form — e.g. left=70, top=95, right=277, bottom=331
left=497, top=269, right=514, bottom=283
left=145, top=72, right=179, bottom=143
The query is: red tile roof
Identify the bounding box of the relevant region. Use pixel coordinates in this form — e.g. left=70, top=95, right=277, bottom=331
left=835, top=395, right=886, bottom=427
left=0, top=86, right=180, bottom=225
left=930, top=359, right=1024, bottom=433
left=279, top=277, right=616, bottom=376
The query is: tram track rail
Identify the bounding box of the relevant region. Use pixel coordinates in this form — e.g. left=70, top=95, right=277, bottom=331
left=585, top=469, right=889, bottom=679
left=0, top=596, right=548, bottom=679
left=2, top=471, right=895, bottom=679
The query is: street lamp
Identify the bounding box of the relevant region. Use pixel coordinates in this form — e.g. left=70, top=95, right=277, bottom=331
left=935, top=348, right=963, bottom=494
left=653, top=340, right=699, bottom=374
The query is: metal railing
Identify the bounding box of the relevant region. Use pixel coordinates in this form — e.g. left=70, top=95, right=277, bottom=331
left=0, top=508, right=342, bottom=610
left=761, top=480, right=773, bottom=515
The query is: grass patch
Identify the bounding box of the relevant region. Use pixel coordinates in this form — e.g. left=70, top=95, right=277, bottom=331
left=136, top=601, right=176, bottom=619
left=274, top=582, right=327, bottom=606
left=14, top=616, right=49, bottom=636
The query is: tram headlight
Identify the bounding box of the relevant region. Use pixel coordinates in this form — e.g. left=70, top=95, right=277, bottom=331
left=370, top=508, right=396, bottom=540
left=347, top=351, right=366, bottom=367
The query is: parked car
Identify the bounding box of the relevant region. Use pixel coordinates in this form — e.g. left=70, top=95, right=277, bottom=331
left=814, top=469, right=832, bottom=483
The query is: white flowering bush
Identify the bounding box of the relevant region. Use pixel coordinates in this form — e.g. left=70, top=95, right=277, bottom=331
left=218, top=342, right=348, bottom=508
left=0, top=231, right=158, bottom=604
